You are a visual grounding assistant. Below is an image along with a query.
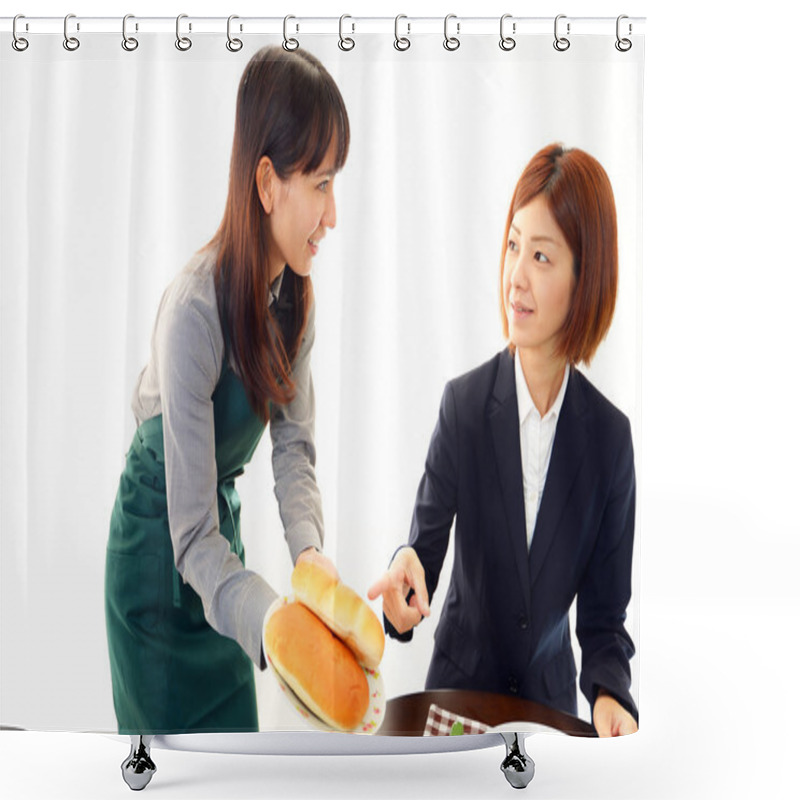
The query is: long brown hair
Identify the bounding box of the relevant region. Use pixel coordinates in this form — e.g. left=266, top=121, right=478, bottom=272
left=209, top=46, right=349, bottom=421
left=499, top=143, right=618, bottom=366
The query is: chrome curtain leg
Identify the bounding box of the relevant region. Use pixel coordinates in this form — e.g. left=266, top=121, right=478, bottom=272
left=499, top=732, right=535, bottom=789
left=121, top=734, right=157, bottom=791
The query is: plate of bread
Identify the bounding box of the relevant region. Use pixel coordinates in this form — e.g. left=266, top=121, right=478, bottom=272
left=264, top=561, right=386, bottom=734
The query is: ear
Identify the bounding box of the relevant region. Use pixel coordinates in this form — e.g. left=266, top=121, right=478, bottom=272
left=256, top=156, right=276, bottom=215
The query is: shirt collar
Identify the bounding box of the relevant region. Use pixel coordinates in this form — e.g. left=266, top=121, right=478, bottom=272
left=515, top=353, right=570, bottom=426
left=268, top=269, right=285, bottom=307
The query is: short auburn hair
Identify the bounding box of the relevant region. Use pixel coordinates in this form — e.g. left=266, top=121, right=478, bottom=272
left=500, top=143, right=618, bottom=366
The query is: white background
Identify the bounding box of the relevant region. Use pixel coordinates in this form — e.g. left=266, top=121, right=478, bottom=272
left=1, top=8, right=643, bottom=730
left=2, top=1, right=799, bottom=799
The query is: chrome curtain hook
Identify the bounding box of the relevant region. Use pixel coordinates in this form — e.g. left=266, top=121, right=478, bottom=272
left=63, top=13, right=80, bottom=51
left=283, top=15, right=299, bottom=51
left=443, top=13, right=460, bottom=51
left=122, top=14, right=139, bottom=51
left=175, top=14, right=192, bottom=51
left=394, top=14, right=410, bottom=51
left=226, top=15, right=243, bottom=52
left=553, top=14, right=570, bottom=52
left=12, top=14, right=29, bottom=52
left=615, top=15, right=632, bottom=52
left=338, top=14, right=355, bottom=51
left=499, top=14, right=516, bottom=51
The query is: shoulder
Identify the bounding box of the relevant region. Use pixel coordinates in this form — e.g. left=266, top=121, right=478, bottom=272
left=570, top=369, right=632, bottom=443
left=447, top=350, right=507, bottom=400
left=155, top=248, right=225, bottom=376
left=163, top=248, right=219, bottom=324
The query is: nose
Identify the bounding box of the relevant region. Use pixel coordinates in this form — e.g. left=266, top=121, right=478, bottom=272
left=322, top=186, right=337, bottom=230
left=509, top=253, right=528, bottom=290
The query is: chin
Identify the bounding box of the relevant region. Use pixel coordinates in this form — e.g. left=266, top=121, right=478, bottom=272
left=287, top=262, right=313, bottom=278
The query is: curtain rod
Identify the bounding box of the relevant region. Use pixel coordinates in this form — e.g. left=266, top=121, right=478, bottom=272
left=2, top=15, right=646, bottom=37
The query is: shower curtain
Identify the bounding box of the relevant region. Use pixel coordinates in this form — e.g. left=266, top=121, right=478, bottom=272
left=0, top=16, right=644, bottom=735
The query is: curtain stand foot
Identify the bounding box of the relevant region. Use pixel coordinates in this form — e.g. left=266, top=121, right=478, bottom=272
left=121, top=735, right=156, bottom=791
left=499, top=732, right=535, bottom=789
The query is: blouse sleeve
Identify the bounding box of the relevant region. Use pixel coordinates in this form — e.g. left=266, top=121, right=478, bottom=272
left=157, top=293, right=277, bottom=669
left=269, top=298, right=325, bottom=563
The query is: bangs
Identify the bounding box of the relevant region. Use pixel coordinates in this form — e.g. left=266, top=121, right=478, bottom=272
left=294, top=80, right=350, bottom=175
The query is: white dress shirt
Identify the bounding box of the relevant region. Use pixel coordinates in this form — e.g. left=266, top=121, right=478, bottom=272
left=515, top=355, right=570, bottom=550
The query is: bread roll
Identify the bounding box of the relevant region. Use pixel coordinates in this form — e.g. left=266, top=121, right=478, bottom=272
left=265, top=601, right=369, bottom=732
left=291, top=561, right=385, bottom=669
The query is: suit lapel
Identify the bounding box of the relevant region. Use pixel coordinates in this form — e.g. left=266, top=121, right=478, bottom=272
left=528, top=367, right=590, bottom=589
left=488, top=350, right=531, bottom=613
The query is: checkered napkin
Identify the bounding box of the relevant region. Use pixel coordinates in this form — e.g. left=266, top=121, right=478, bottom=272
left=423, top=703, right=489, bottom=736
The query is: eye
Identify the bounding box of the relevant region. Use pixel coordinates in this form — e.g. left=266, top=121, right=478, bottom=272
left=533, top=251, right=550, bottom=264
left=317, top=179, right=330, bottom=192
left=507, top=239, right=519, bottom=252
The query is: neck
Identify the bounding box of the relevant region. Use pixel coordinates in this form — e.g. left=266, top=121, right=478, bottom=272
left=517, top=347, right=568, bottom=417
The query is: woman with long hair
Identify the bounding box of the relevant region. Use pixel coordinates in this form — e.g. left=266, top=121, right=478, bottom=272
left=105, top=45, right=349, bottom=743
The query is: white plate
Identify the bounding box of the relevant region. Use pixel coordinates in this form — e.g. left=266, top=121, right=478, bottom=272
left=263, top=595, right=386, bottom=735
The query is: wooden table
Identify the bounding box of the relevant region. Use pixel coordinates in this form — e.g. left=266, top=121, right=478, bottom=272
left=378, top=689, right=596, bottom=737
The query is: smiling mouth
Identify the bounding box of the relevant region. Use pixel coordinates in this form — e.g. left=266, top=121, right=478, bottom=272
left=510, top=300, right=533, bottom=315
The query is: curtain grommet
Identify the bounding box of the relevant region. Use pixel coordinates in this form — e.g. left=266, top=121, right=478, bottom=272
left=443, top=14, right=460, bottom=51
left=122, top=14, right=139, bottom=52
left=338, top=15, right=355, bottom=51
left=63, top=14, right=80, bottom=52
left=175, top=14, right=192, bottom=51
left=553, top=14, right=570, bottom=52
left=615, top=15, right=632, bottom=52
left=394, top=15, right=411, bottom=51
left=283, top=16, right=299, bottom=51
left=12, top=15, right=29, bottom=51
left=499, top=14, right=516, bottom=51
left=226, top=15, right=243, bottom=52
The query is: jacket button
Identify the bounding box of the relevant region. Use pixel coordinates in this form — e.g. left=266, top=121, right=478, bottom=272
left=508, top=677, right=519, bottom=694
left=517, top=615, right=529, bottom=630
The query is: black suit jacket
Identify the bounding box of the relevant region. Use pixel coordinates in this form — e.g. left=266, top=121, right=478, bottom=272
left=391, top=349, right=638, bottom=722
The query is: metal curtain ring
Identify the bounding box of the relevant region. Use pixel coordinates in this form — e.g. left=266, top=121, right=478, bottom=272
left=63, top=13, right=80, bottom=51
left=499, top=14, right=516, bottom=51
left=226, top=15, right=243, bottom=52
left=12, top=15, right=29, bottom=52
left=394, top=15, right=410, bottom=51
left=283, top=15, right=299, bottom=51
left=122, top=14, right=139, bottom=51
left=615, top=15, right=632, bottom=52
left=443, top=14, right=460, bottom=51
left=176, top=14, right=192, bottom=51
left=553, top=14, right=570, bottom=52
left=338, top=15, right=355, bottom=51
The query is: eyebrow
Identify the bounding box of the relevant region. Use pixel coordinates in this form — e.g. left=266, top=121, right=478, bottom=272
left=509, top=224, right=559, bottom=245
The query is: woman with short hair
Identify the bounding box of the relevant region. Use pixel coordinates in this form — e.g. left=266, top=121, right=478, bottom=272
left=370, top=143, right=638, bottom=737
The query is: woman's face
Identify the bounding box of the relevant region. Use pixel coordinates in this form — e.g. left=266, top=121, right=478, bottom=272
left=503, top=195, right=575, bottom=360
left=261, top=142, right=339, bottom=283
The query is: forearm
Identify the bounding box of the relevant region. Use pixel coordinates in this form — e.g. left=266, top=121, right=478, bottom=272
left=179, top=532, right=278, bottom=667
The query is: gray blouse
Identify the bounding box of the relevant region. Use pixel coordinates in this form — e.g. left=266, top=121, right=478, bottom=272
left=131, top=247, right=323, bottom=667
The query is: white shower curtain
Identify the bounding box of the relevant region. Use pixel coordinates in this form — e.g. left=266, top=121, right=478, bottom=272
left=1, top=20, right=644, bottom=732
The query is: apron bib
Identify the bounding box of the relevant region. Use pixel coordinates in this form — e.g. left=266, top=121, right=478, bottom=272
left=105, top=361, right=267, bottom=734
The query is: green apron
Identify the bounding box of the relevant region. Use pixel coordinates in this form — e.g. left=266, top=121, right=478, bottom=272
left=105, top=358, right=268, bottom=735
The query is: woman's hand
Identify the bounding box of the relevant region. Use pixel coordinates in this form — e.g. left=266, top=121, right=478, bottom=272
left=367, top=547, right=430, bottom=634
left=295, top=546, right=339, bottom=581
left=592, top=689, right=638, bottom=737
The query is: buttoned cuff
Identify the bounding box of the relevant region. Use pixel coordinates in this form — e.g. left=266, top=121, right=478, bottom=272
left=286, top=520, right=324, bottom=565
left=238, top=575, right=279, bottom=670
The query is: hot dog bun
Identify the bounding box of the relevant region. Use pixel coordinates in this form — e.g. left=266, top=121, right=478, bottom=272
left=264, top=601, right=369, bottom=732
left=291, top=561, right=385, bottom=669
